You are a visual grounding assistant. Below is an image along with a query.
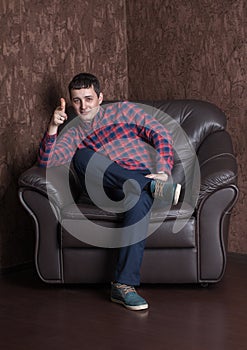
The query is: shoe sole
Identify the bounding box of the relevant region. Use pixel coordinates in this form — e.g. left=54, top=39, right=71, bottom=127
left=173, top=184, right=181, bottom=205
left=111, top=297, right=149, bottom=311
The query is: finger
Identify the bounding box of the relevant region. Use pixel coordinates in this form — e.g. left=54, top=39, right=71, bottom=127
left=156, top=174, right=168, bottom=182
left=54, top=112, right=65, bottom=125
left=145, top=174, right=156, bottom=179
left=60, top=98, right=66, bottom=112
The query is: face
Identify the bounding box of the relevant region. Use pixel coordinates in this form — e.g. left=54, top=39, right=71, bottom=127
left=70, top=86, right=103, bottom=121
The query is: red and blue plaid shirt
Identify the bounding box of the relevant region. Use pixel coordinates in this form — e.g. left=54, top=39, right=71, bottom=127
left=38, top=101, right=174, bottom=175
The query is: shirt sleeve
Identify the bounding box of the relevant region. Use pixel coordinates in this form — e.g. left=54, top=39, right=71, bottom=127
left=123, top=102, right=174, bottom=175
left=37, top=128, right=79, bottom=168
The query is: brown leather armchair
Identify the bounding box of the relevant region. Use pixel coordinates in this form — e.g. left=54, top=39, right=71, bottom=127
left=18, top=100, right=238, bottom=285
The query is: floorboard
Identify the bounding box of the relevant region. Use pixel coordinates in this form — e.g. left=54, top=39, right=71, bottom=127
left=0, top=253, right=246, bottom=350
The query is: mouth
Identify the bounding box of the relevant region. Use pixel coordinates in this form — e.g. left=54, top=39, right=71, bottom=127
left=79, top=109, right=95, bottom=121
left=80, top=110, right=91, bottom=115
left=79, top=111, right=91, bottom=119
left=78, top=106, right=100, bottom=120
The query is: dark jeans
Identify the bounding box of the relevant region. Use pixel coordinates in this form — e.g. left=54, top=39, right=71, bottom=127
left=73, top=148, right=154, bottom=286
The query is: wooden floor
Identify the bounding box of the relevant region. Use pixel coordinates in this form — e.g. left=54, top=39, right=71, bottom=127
left=0, top=254, right=246, bottom=350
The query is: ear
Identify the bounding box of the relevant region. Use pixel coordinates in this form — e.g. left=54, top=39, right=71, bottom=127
left=99, top=92, right=103, bottom=105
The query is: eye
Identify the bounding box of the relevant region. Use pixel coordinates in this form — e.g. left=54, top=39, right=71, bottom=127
left=73, top=98, right=80, bottom=104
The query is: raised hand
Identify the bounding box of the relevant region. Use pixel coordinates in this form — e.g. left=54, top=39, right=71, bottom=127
left=48, top=98, right=68, bottom=135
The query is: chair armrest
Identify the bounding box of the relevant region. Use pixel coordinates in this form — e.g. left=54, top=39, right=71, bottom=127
left=197, top=131, right=238, bottom=203
left=18, top=164, right=82, bottom=208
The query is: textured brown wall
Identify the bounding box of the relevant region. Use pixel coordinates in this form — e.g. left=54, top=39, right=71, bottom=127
left=0, top=0, right=128, bottom=269
left=126, top=0, right=247, bottom=253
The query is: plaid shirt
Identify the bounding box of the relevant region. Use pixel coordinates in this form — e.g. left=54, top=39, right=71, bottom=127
left=38, top=101, right=174, bottom=175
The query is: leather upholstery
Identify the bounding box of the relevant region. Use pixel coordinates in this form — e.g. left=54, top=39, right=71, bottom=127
left=18, top=100, right=239, bottom=284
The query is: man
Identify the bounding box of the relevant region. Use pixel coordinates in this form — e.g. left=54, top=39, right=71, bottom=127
left=38, top=73, right=181, bottom=311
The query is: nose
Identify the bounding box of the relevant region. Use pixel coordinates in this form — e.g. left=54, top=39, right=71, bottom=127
left=80, top=100, right=87, bottom=111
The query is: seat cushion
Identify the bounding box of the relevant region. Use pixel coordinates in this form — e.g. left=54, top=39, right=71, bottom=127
left=61, top=195, right=194, bottom=221
left=60, top=199, right=195, bottom=249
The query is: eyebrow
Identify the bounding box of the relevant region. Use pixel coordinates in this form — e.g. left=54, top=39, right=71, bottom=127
left=72, top=94, right=94, bottom=99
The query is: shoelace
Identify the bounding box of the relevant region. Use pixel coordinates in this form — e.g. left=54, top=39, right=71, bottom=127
left=116, top=283, right=136, bottom=294
left=154, top=180, right=165, bottom=198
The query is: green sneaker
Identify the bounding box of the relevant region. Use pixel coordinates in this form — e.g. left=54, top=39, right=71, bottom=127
left=111, top=282, right=149, bottom=311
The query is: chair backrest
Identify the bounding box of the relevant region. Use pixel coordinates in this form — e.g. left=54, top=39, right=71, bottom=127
left=133, top=99, right=226, bottom=150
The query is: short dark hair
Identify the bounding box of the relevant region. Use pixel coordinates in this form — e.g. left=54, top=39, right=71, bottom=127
left=68, top=73, right=101, bottom=98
